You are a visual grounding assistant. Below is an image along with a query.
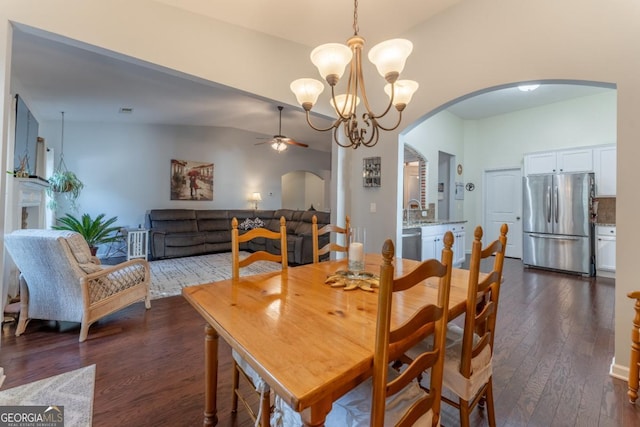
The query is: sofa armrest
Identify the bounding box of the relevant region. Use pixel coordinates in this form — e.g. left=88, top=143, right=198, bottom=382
left=295, top=233, right=313, bottom=265
left=149, top=231, right=166, bottom=259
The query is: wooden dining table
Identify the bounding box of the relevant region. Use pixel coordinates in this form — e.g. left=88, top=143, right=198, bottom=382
left=182, top=253, right=478, bottom=427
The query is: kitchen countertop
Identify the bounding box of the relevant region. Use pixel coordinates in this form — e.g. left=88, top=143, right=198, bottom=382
left=596, top=223, right=616, bottom=227
left=403, top=220, right=467, bottom=229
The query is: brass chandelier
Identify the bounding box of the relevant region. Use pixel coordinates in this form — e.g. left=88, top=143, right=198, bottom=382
left=290, top=0, right=419, bottom=149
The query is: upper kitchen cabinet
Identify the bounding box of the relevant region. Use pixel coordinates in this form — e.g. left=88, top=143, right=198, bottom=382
left=524, top=148, right=593, bottom=175
left=593, top=145, right=616, bottom=196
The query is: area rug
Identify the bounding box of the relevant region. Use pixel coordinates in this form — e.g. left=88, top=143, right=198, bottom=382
left=0, top=364, right=95, bottom=427
left=149, top=251, right=283, bottom=299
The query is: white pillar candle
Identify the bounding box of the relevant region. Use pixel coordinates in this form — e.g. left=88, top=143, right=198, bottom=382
left=349, top=242, right=364, bottom=263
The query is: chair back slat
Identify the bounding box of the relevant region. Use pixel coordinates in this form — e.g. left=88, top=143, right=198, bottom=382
left=312, top=215, right=350, bottom=263
left=231, top=216, right=287, bottom=279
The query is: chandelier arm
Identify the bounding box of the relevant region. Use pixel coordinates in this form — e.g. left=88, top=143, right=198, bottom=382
left=361, top=125, right=380, bottom=148
left=330, top=85, right=353, bottom=121
left=374, top=110, right=404, bottom=132
left=334, top=124, right=355, bottom=148
left=354, top=47, right=394, bottom=122
left=358, top=117, right=378, bottom=147
left=304, top=110, right=340, bottom=133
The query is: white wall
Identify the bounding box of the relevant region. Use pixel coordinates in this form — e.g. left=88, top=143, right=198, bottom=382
left=39, top=120, right=330, bottom=231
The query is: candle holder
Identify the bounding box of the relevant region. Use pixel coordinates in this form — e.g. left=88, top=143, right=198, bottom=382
left=348, top=226, right=366, bottom=277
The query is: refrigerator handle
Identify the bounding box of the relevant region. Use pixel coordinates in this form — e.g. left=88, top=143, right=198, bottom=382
left=546, top=185, right=551, bottom=223
left=554, top=185, right=559, bottom=223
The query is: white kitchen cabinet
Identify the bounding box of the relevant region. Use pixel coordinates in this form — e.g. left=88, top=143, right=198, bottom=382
left=596, top=225, right=616, bottom=276
left=593, top=145, right=616, bottom=196
left=557, top=148, right=593, bottom=173
left=421, top=225, right=445, bottom=262
left=524, top=148, right=593, bottom=175
left=524, top=152, right=557, bottom=175
left=421, top=223, right=466, bottom=267
left=449, top=223, right=466, bottom=267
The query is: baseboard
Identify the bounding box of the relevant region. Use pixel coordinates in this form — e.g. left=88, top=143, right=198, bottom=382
left=610, top=356, right=630, bottom=381
left=597, top=270, right=615, bottom=279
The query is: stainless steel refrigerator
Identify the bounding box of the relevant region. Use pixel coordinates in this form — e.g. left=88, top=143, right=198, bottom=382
left=522, top=172, right=595, bottom=275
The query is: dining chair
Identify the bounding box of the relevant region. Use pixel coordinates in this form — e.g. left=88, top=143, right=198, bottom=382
left=627, top=290, right=640, bottom=404
left=311, top=214, right=350, bottom=263
left=271, top=232, right=455, bottom=426
left=438, top=224, right=508, bottom=427
left=230, top=215, right=288, bottom=426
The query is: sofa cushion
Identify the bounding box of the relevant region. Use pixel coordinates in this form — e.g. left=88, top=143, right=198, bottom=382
left=164, top=232, right=206, bottom=247
left=149, top=209, right=196, bottom=221
left=204, top=230, right=231, bottom=244
left=196, top=210, right=229, bottom=232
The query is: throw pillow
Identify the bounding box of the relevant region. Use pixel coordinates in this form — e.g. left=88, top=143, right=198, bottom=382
left=239, top=217, right=265, bottom=230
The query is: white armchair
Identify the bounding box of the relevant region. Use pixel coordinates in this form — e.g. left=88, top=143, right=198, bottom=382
left=4, top=229, right=151, bottom=342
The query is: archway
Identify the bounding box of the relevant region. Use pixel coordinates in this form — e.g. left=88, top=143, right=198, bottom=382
left=281, top=170, right=325, bottom=211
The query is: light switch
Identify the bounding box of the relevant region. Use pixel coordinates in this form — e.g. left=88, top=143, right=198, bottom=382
left=370, top=203, right=376, bottom=213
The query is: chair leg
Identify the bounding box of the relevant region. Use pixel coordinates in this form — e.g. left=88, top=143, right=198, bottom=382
left=259, top=388, right=271, bottom=427
left=231, top=361, right=240, bottom=413
left=629, top=345, right=640, bottom=404
left=79, top=321, right=90, bottom=342
left=459, top=397, right=471, bottom=427
left=485, top=378, right=497, bottom=427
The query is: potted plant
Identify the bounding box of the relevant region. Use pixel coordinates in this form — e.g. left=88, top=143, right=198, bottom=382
left=52, top=213, right=120, bottom=255
left=46, top=170, right=84, bottom=210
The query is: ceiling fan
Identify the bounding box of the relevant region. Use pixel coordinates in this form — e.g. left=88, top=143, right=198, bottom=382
left=255, top=106, right=308, bottom=152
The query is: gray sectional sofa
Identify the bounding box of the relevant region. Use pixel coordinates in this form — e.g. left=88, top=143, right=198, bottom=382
left=145, top=208, right=330, bottom=265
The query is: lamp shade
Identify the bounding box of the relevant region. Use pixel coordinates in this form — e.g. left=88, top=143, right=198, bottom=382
left=251, top=192, right=262, bottom=201
left=384, top=80, right=419, bottom=107
left=310, top=43, right=353, bottom=82
left=330, top=94, right=360, bottom=116
left=290, top=78, right=325, bottom=108
left=368, top=38, right=413, bottom=80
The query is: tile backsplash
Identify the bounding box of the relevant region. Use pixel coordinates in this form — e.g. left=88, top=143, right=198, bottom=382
left=595, top=197, right=616, bottom=224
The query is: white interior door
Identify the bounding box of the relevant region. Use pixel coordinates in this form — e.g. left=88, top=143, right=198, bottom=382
left=484, top=168, right=523, bottom=258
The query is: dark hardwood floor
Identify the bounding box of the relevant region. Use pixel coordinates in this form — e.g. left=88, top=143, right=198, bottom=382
left=1, top=257, right=638, bottom=426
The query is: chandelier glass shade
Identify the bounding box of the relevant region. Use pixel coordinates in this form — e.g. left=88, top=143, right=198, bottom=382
left=290, top=0, right=418, bottom=149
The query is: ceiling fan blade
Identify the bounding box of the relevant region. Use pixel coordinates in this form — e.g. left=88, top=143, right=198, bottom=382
left=254, top=141, right=269, bottom=146
left=285, top=138, right=309, bottom=148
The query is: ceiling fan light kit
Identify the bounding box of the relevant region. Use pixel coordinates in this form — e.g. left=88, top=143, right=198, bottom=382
left=256, top=105, right=309, bottom=152
left=290, top=0, right=419, bottom=149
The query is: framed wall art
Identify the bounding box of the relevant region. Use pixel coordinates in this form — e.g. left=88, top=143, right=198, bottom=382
left=170, top=159, right=214, bottom=201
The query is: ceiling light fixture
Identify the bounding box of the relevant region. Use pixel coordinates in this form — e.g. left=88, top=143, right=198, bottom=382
left=290, top=0, right=419, bottom=149
left=271, top=139, right=288, bottom=152
left=518, top=84, right=540, bottom=92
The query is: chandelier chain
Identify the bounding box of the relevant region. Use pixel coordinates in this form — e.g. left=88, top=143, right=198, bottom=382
left=353, top=0, right=359, bottom=35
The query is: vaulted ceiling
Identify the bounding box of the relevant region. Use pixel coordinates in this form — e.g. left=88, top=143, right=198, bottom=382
left=10, top=1, right=613, bottom=153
